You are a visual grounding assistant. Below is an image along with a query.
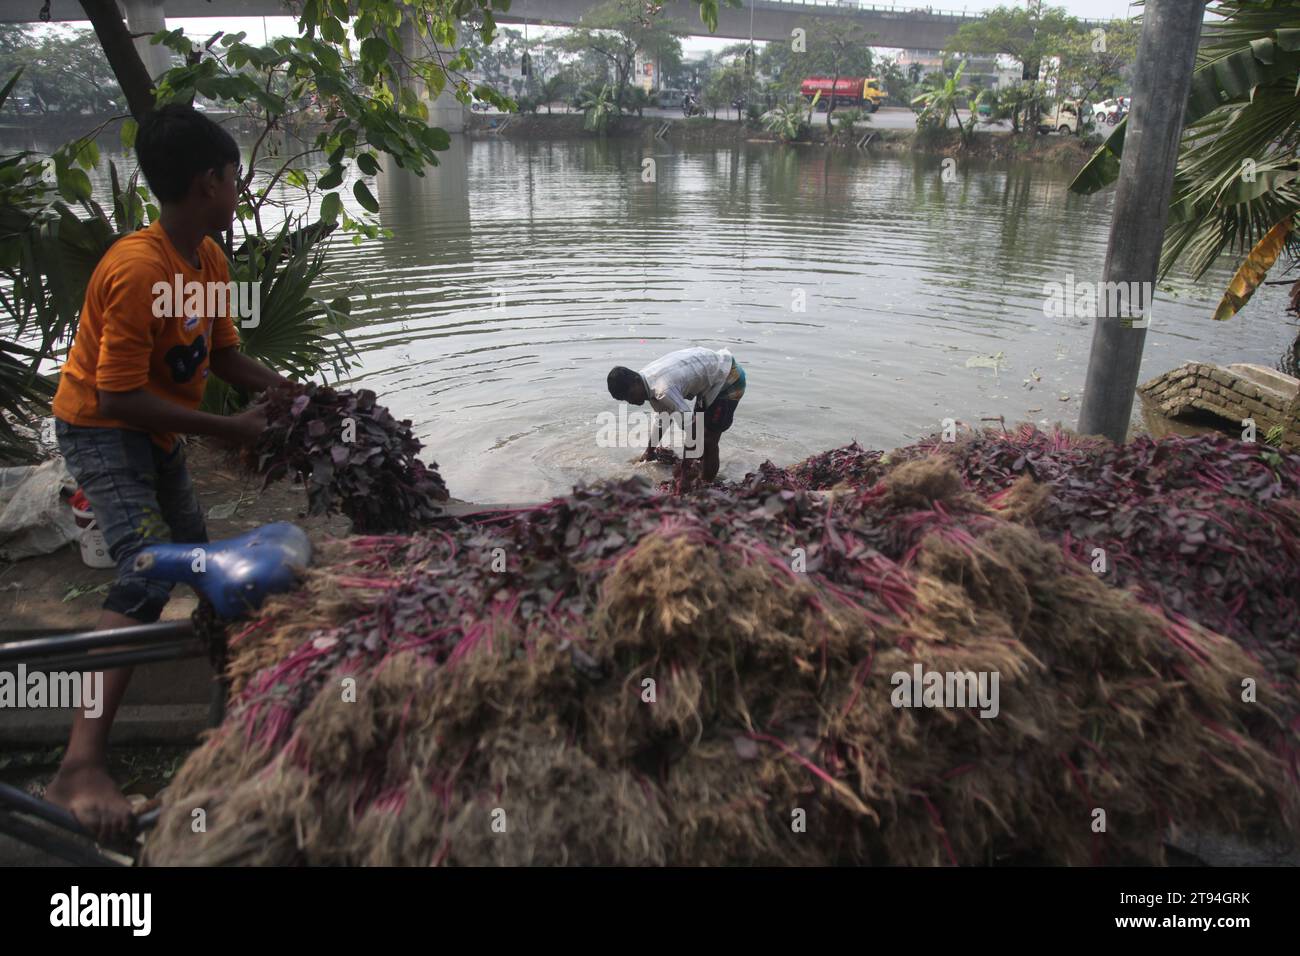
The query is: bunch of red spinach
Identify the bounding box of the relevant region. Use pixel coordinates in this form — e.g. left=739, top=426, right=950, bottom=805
left=248, top=384, right=449, bottom=533
left=909, top=427, right=1300, bottom=674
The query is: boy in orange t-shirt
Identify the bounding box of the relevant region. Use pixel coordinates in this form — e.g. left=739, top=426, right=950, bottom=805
left=47, top=105, right=289, bottom=841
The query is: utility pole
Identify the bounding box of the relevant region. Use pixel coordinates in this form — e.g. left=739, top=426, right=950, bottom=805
left=1076, top=0, right=1206, bottom=443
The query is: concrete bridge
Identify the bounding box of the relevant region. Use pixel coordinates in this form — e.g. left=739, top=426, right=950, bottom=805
left=3, top=0, right=992, bottom=48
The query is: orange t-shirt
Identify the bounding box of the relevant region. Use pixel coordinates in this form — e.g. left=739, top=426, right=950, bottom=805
left=53, top=221, right=241, bottom=450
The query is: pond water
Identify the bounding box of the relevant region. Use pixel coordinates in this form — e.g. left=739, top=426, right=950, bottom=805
left=9, top=127, right=1297, bottom=502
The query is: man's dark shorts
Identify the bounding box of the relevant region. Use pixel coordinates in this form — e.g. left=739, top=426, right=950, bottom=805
left=56, top=420, right=208, bottom=623
left=703, top=359, right=746, bottom=435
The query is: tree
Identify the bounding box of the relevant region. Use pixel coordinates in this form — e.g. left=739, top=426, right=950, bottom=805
left=539, top=69, right=576, bottom=113
left=911, top=62, right=976, bottom=146
left=947, top=1, right=1078, bottom=133
left=703, top=56, right=749, bottom=118
left=559, top=0, right=683, bottom=112
left=875, top=56, right=911, bottom=107
left=0, top=25, right=124, bottom=114
left=804, top=19, right=877, bottom=117
left=760, top=104, right=806, bottom=143
left=1055, top=18, right=1139, bottom=106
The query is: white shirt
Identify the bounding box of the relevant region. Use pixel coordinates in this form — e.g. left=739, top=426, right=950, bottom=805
left=639, top=347, right=733, bottom=416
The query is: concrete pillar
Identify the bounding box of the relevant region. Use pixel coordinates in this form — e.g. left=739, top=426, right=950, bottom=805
left=397, top=19, right=467, bottom=134
left=119, top=0, right=171, bottom=83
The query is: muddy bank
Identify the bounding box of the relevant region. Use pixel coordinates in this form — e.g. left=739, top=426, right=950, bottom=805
left=0, top=440, right=352, bottom=635
left=469, top=111, right=780, bottom=146
left=879, top=126, right=1099, bottom=164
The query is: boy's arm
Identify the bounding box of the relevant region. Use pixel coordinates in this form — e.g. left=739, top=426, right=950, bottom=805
left=209, top=346, right=290, bottom=392
left=98, top=389, right=265, bottom=445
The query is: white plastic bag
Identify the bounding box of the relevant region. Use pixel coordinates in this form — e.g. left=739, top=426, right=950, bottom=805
left=0, top=458, right=79, bottom=561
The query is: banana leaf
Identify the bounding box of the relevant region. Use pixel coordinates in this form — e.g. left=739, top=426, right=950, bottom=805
left=1211, top=215, right=1294, bottom=321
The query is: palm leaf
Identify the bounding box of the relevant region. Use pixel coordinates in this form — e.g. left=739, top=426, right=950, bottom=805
left=202, top=219, right=357, bottom=415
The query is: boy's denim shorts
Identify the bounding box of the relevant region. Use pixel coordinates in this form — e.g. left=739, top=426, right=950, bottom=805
left=56, top=420, right=208, bottom=623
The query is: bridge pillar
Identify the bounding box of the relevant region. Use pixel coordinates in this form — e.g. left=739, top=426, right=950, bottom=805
left=396, top=19, right=466, bottom=134
left=118, top=0, right=171, bottom=82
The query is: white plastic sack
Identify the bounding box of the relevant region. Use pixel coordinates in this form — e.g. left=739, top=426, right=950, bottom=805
left=0, top=458, right=79, bottom=561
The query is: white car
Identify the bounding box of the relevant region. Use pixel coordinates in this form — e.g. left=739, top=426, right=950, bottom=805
left=1092, top=98, right=1124, bottom=126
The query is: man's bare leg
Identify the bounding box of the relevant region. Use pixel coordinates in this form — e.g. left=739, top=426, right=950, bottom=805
left=45, top=608, right=136, bottom=842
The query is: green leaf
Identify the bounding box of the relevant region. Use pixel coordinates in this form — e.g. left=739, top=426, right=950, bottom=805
left=698, top=0, right=719, bottom=33
left=1069, top=118, right=1126, bottom=196
left=77, top=141, right=99, bottom=171
left=320, top=191, right=342, bottom=223
left=421, top=126, right=451, bottom=152
left=321, top=16, right=346, bottom=45
left=356, top=152, right=380, bottom=176
left=318, top=165, right=344, bottom=190
left=360, top=37, right=389, bottom=70
left=120, top=118, right=138, bottom=150
left=353, top=180, right=379, bottom=213
left=56, top=168, right=92, bottom=203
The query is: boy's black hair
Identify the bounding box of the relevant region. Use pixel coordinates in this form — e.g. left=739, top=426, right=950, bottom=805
left=136, top=104, right=240, bottom=203
left=607, top=366, right=641, bottom=400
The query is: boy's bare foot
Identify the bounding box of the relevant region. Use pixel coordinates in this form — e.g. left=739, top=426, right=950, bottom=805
left=46, top=760, right=134, bottom=844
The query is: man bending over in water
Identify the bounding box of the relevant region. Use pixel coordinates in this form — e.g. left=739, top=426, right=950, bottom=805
left=606, top=346, right=746, bottom=490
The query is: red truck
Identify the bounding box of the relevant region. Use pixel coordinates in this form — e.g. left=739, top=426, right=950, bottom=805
left=799, top=77, right=886, bottom=112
